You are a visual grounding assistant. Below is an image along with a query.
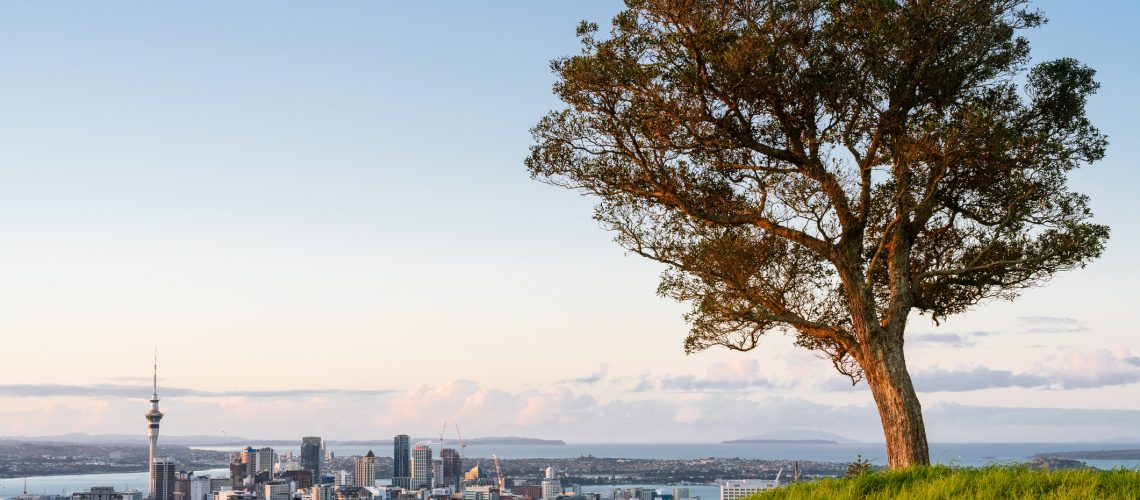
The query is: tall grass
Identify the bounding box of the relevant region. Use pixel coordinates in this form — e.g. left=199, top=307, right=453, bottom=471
left=752, top=465, right=1140, bottom=499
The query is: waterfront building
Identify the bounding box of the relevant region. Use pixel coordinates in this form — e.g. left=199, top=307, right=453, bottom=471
left=301, top=437, right=323, bottom=483
left=392, top=435, right=411, bottom=490
left=717, top=479, right=780, bottom=500
left=122, top=490, right=143, bottom=500
left=355, top=450, right=378, bottom=488
left=72, top=487, right=124, bottom=500
left=411, top=443, right=433, bottom=490
left=151, top=459, right=176, bottom=500
left=145, top=360, right=165, bottom=500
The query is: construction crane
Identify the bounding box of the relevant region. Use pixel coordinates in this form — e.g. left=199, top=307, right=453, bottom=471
left=454, top=424, right=468, bottom=462
left=454, top=424, right=467, bottom=492
left=440, top=421, right=447, bottom=454
left=492, top=453, right=505, bottom=492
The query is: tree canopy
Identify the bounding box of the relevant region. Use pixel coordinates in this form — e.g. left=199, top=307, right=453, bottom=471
left=527, top=0, right=1107, bottom=467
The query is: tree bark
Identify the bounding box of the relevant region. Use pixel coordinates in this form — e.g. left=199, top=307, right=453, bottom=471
left=861, top=334, right=931, bottom=469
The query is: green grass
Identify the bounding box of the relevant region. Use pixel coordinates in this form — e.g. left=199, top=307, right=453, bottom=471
left=752, top=465, right=1140, bottom=499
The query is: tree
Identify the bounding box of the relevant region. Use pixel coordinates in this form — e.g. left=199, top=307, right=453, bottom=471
left=846, top=455, right=874, bottom=477
left=527, top=0, right=1108, bottom=468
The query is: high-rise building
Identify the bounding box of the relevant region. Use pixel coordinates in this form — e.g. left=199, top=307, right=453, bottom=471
left=263, top=482, right=291, bottom=500
left=301, top=437, right=322, bottom=483
left=540, top=466, right=559, bottom=500
left=354, top=451, right=377, bottom=488
left=392, top=435, right=411, bottom=489
left=151, top=459, right=176, bottom=500
left=411, top=443, right=433, bottom=490
left=145, top=359, right=165, bottom=500
left=440, top=449, right=461, bottom=490
left=255, top=448, right=276, bottom=474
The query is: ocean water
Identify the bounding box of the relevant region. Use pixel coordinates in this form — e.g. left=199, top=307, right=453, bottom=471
left=3, top=443, right=1138, bottom=497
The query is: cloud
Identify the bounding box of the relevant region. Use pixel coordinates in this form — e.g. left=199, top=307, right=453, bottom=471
left=0, top=383, right=394, bottom=399
left=561, top=364, right=609, bottom=385
left=626, top=358, right=782, bottom=393
left=912, top=367, right=1050, bottom=391
left=909, top=331, right=995, bottom=348
left=908, top=349, right=1140, bottom=392
left=1019, top=316, right=1088, bottom=334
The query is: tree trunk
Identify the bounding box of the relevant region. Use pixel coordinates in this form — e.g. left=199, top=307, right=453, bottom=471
left=861, top=334, right=930, bottom=469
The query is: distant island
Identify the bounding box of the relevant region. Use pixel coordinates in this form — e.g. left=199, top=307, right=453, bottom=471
left=1033, top=449, right=1140, bottom=460
left=724, top=429, right=859, bottom=445
left=722, top=438, right=837, bottom=445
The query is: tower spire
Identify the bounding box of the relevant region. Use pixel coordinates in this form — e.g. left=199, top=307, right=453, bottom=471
left=145, top=349, right=164, bottom=500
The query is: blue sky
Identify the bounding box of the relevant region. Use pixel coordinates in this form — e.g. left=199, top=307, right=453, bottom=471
left=1, top=1, right=1138, bottom=443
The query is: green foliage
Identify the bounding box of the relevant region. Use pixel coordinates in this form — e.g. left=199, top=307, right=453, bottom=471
left=754, top=465, right=1140, bottom=499
left=846, top=454, right=874, bottom=477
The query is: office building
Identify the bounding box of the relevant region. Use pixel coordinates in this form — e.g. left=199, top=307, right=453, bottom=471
left=263, top=482, right=292, bottom=500
left=411, top=443, right=433, bottom=490
left=301, top=437, right=322, bottom=483
left=463, top=486, right=499, bottom=500
left=440, top=449, right=461, bottom=490
left=283, top=470, right=314, bottom=489
left=540, top=467, right=559, bottom=500
left=354, top=450, right=377, bottom=488
left=392, top=435, right=411, bottom=489
left=72, top=487, right=124, bottom=500
left=717, top=479, right=780, bottom=500
left=256, top=447, right=276, bottom=474
left=151, top=459, right=176, bottom=500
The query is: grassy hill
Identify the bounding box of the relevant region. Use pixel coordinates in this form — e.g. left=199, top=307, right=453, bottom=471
left=753, top=465, right=1140, bottom=499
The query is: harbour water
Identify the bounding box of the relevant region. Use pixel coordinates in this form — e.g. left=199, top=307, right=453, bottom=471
left=2, top=442, right=1138, bottom=497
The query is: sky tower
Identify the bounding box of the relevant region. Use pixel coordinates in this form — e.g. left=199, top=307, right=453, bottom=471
left=145, top=355, right=164, bottom=499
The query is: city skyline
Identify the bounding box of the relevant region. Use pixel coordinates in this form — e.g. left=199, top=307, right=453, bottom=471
left=2, top=0, right=1139, bottom=445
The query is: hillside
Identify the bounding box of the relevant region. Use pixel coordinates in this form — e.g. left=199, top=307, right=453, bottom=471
left=754, top=466, right=1140, bottom=499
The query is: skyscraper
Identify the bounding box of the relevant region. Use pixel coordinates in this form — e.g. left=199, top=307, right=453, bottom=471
left=392, top=435, right=410, bottom=489
left=353, top=450, right=376, bottom=488
left=411, top=443, right=433, bottom=490
left=440, top=448, right=461, bottom=490
left=255, top=447, right=276, bottom=474
left=301, top=437, right=322, bottom=484
left=144, top=358, right=164, bottom=500
left=151, top=460, right=175, bottom=500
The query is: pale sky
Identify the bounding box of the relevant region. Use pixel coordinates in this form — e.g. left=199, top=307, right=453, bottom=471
left=1, top=1, right=1138, bottom=443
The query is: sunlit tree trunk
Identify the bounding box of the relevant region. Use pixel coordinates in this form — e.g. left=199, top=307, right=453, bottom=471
left=861, top=334, right=930, bottom=468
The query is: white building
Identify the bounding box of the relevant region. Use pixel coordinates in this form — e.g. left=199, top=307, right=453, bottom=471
left=263, top=482, right=292, bottom=500
left=541, top=466, right=559, bottom=500
left=189, top=476, right=211, bottom=500
left=718, top=479, right=781, bottom=500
